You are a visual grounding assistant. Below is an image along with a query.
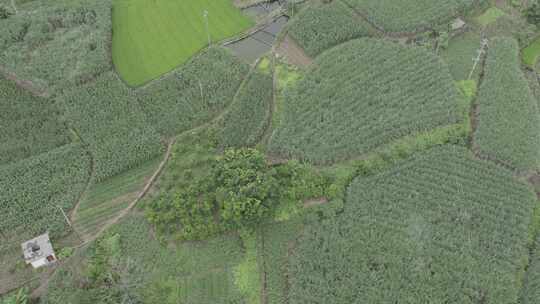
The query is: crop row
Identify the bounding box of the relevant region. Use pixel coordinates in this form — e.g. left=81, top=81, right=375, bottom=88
left=0, top=0, right=111, bottom=91
left=0, top=144, right=91, bottom=242
left=61, top=72, right=163, bottom=182
left=289, top=145, right=537, bottom=304
left=0, top=76, right=69, bottom=165
left=288, top=0, right=376, bottom=57
left=343, top=0, right=480, bottom=33
left=136, top=47, right=249, bottom=137
left=270, top=38, right=465, bottom=164
left=521, top=236, right=540, bottom=304
left=475, top=37, right=540, bottom=172
left=220, top=71, right=273, bottom=148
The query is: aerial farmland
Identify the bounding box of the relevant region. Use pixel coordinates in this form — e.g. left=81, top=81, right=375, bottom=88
left=0, top=0, right=539, bottom=303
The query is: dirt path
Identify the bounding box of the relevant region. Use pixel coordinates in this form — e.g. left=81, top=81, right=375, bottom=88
left=276, top=35, right=313, bottom=68
left=303, top=197, right=329, bottom=208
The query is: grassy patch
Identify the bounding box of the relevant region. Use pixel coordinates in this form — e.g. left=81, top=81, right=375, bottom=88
left=456, top=79, right=477, bottom=101
left=476, top=7, right=505, bottom=26
left=112, top=0, right=253, bottom=86
left=523, top=37, right=540, bottom=68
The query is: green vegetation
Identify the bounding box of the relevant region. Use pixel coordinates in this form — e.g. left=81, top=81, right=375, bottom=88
left=0, top=0, right=111, bottom=91
left=112, top=0, right=253, bottom=86
left=342, top=0, right=477, bottom=32
left=441, top=31, right=482, bottom=81
left=476, top=7, right=505, bottom=26
left=289, top=146, right=537, bottom=303
left=475, top=37, right=540, bottom=171
left=0, top=288, right=28, bottom=304
left=288, top=0, right=375, bottom=57
left=0, top=144, right=90, bottom=241
left=61, top=72, right=163, bottom=182
left=522, top=236, right=540, bottom=303
left=148, top=148, right=326, bottom=240
left=137, top=47, right=249, bottom=137
left=73, top=157, right=161, bottom=237
left=0, top=77, right=69, bottom=165
left=221, top=71, right=273, bottom=148
left=523, top=37, right=540, bottom=68
left=270, top=38, right=465, bottom=164
left=45, top=214, right=248, bottom=304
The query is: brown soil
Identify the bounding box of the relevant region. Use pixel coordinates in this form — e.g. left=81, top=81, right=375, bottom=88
left=276, top=35, right=313, bottom=68
left=0, top=66, right=50, bottom=98
left=303, top=197, right=329, bottom=208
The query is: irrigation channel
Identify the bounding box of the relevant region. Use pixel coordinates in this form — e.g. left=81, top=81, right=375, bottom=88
left=226, top=1, right=290, bottom=62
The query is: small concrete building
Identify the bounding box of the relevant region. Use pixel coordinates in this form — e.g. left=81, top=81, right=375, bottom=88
left=21, top=233, right=57, bottom=268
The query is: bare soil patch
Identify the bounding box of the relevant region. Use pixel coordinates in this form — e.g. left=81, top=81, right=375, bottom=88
left=276, top=35, right=313, bottom=68
left=303, top=197, right=329, bottom=208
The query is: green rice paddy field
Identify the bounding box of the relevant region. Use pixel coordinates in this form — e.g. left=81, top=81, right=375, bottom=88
left=112, top=0, right=254, bottom=86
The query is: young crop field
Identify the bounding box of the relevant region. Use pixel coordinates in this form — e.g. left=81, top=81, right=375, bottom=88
left=0, top=144, right=90, bottom=243
left=523, top=37, right=540, bottom=69
left=0, top=76, right=69, bottom=165
left=137, top=47, right=249, bottom=137
left=476, top=7, right=505, bottom=27
left=342, top=0, right=478, bottom=33
left=112, top=0, right=253, bottom=86
left=269, top=38, right=465, bottom=164
left=441, top=31, right=483, bottom=81
left=73, top=157, right=160, bottom=238
left=287, top=0, right=376, bottom=57
left=0, top=0, right=112, bottom=92
left=220, top=71, right=273, bottom=148
left=289, top=146, right=537, bottom=303
left=474, top=37, right=540, bottom=172
left=61, top=72, right=163, bottom=182
left=45, top=213, right=251, bottom=304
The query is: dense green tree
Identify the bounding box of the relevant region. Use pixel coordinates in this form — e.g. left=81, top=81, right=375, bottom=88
left=525, top=1, right=540, bottom=26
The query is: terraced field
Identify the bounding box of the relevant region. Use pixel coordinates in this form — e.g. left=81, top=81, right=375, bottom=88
left=61, top=72, right=163, bottom=182
left=289, top=146, right=537, bottom=303
left=475, top=37, right=540, bottom=171
left=72, top=157, right=161, bottom=238
left=112, top=0, right=253, bottom=86
left=270, top=38, right=465, bottom=164
left=0, top=76, right=69, bottom=165
left=343, top=0, right=477, bottom=33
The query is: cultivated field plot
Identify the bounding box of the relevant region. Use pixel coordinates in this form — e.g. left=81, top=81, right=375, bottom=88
left=343, top=0, right=476, bottom=33
left=221, top=71, right=273, bottom=148
left=137, top=47, right=249, bottom=137
left=0, top=77, right=69, bottom=165
left=61, top=72, right=162, bottom=182
left=522, top=236, right=540, bottom=304
left=73, top=157, right=160, bottom=238
left=112, top=0, right=253, bottom=86
left=270, top=38, right=464, bottom=164
left=0, top=0, right=111, bottom=91
left=289, top=146, right=537, bottom=304
left=475, top=37, right=540, bottom=172
left=441, top=31, right=482, bottom=81
left=287, top=0, right=376, bottom=57
left=0, top=144, right=90, bottom=243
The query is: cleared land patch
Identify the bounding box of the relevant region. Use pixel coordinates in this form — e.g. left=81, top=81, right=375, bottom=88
left=137, top=47, right=249, bottom=137
left=287, top=0, right=376, bottom=57
left=476, top=7, right=505, bottom=26
left=112, top=0, right=253, bottom=86
left=0, top=0, right=112, bottom=91
left=0, top=76, right=69, bottom=165
left=61, top=72, right=163, bottom=182
left=441, top=31, right=483, bottom=81
left=342, top=0, right=477, bottom=33
left=289, top=146, right=537, bottom=303
left=475, top=37, right=540, bottom=171
left=270, top=38, right=465, bottom=164
left=523, top=37, right=540, bottom=69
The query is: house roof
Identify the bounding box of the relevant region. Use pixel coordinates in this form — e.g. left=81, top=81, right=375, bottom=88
left=21, top=233, right=55, bottom=263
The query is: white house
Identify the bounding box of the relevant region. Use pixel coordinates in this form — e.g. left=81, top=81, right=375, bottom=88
left=21, top=233, right=57, bottom=268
